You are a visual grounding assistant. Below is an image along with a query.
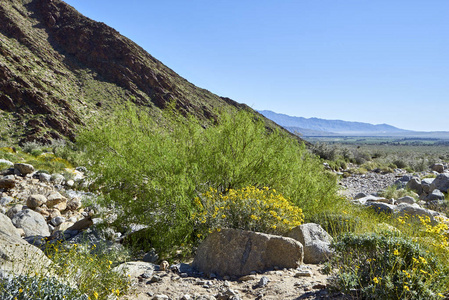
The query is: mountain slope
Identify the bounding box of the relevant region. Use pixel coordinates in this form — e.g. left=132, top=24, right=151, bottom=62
left=258, top=110, right=411, bottom=136
left=0, top=0, right=283, bottom=144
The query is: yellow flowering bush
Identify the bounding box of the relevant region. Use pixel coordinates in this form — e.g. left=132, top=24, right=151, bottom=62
left=331, top=232, right=449, bottom=299
left=192, top=186, right=304, bottom=237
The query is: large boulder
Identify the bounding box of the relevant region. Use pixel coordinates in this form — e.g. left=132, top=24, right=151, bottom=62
left=287, top=223, right=333, bottom=264
left=406, top=177, right=423, bottom=195
left=426, top=189, right=445, bottom=201
left=0, top=213, right=21, bottom=237
left=421, top=178, right=435, bottom=194
left=396, top=196, right=415, bottom=205
left=26, top=194, right=47, bottom=209
left=430, top=173, right=449, bottom=193
left=192, top=229, right=303, bottom=277
left=11, top=209, right=51, bottom=237
left=0, top=230, right=52, bottom=277
left=395, top=203, right=439, bottom=224
left=14, top=163, right=35, bottom=176
left=432, top=163, right=445, bottom=173
left=47, top=191, right=67, bottom=211
left=0, top=176, right=15, bottom=189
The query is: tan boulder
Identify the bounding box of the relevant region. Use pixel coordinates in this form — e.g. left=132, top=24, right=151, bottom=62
left=192, top=229, right=303, bottom=277
left=26, top=194, right=47, bottom=209
left=47, top=192, right=67, bottom=207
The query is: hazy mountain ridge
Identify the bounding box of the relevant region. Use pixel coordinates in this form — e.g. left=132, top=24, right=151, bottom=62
left=258, top=110, right=411, bottom=135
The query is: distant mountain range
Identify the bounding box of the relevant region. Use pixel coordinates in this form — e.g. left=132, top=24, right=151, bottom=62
left=258, top=110, right=449, bottom=138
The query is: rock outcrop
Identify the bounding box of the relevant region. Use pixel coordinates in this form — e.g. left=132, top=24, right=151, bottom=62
left=192, top=229, right=303, bottom=277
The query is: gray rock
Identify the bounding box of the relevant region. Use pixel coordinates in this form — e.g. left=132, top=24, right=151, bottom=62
left=256, top=276, right=269, bottom=288
left=0, top=177, right=15, bottom=189
left=430, top=173, right=449, bottom=193
left=426, top=189, right=445, bottom=201
left=396, top=196, right=415, bottom=205
left=192, top=229, right=303, bottom=277
left=26, top=194, right=47, bottom=209
left=395, top=203, right=439, bottom=223
left=406, top=177, right=423, bottom=195
left=352, top=195, right=389, bottom=205
left=51, top=174, right=65, bottom=184
left=0, top=196, right=13, bottom=206
left=113, top=261, right=155, bottom=278
left=39, top=173, right=52, bottom=183
left=50, top=216, right=66, bottom=227
left=6, top=204, right=23, bottom=218
left=0, top=159, right=13, bottom=167
left=0, top=228, right=52, bottom=277
left=353, top=192, right=367, bottom=200
left=143, top=248, right=159, bottom=263
left=0, top=212, right=20, bottom=237
left=432, top=163, right=445, bottom=173
left=152, top=295, right=169, bottom=300
left=14, top=163, right=34, bottom=176
left=367, top=202, right=396, bottom=214
left=422, top=178, right=435, bottom=193
left=287, top=223, right=333, bottom=264
left=11, top=209, right=51, bottom=237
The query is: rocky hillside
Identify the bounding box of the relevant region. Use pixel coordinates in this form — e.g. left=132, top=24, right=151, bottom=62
left=0, top=0, right=284, bottom=145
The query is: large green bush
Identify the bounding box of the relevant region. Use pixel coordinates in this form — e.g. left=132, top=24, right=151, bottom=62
left=77, top=105, right=338, bottom=253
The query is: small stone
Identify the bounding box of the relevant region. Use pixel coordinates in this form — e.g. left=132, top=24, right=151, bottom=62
left=66, top=179, right=75, bottom=187
left=51, top=216, right=66, bottom=226
left=238, top=275, right=256, bottom=282
left=149, top=275, right=162, bottom=283
left=141, top=269, right=154, bottom=279
left=181, top=295, right=191, bottom=300
left=152, top=295, right=169, bottom=300
left=66, top=198, right=81, bottom=211
left=39, top=173, right=51, bottom=183
left=257, top=276, right=269, bottom=288
left=295, top=270, right=313, bottom=277
left=0, top=196, right=14, bottom=206
left=312, top=283, right=326, bottom=289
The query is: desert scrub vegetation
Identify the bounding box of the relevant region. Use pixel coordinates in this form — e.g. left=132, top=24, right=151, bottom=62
left=0, top=240, right=130, bottom=300
left=192, top=186, right=304, bottom=240
left=76, top=104, right=338, bottom=255
left=0, top=141, right=75, bottom=174
left=330, top=232, right=449, bottom=299
left=311, top=142, right=449, bottom=172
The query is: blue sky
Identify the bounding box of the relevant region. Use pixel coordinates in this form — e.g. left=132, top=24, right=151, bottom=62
left=64, top=1, right=448, bottom=131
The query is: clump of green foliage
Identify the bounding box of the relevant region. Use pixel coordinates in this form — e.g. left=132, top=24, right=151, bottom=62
left=77, top=105, right=338, bottom=255
left=0, top=275, right=87, bottom=300
left=192, top=186, right=304, bottom=239
left=330, top=232, right=449, bottom=299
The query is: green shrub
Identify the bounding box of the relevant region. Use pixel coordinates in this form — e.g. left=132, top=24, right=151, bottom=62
left=307, top=211, right=359, bottom=236
left=0, top=275, right=87, bottom=300
left=77, top=105, right=338, bottom=254
left=330, top=232, right=449, bottom=299
left=192, top=186, right=304, bottom=238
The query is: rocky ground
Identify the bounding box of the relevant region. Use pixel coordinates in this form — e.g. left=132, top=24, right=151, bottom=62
left=2, top=161, right=449, bottom=300
left=124, top=263, right=340, bottom=300
left=338, top=169, right=407, bottom=199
